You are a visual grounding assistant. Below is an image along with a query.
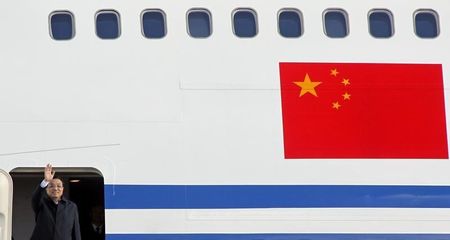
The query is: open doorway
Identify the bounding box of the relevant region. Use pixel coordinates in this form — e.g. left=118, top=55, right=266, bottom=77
left=10, top=168, right=105, bottom=240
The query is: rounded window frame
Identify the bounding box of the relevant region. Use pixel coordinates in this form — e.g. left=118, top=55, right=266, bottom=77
left=368, top=8, right=395, bottom=39
left=322, top=8, right=350, bottom=38
left=277, top=8, right=304, bottom=38
left=413, top=9, right=440, bottom=39
left=48, top=10, right=76, bottom=41
left=186, top=8, right=213, bottom=39
left=95, top=9, right=121, bottom=40
left=231, top=8, right=259, bottom=38
left=140, top=9, right=167, bottom=39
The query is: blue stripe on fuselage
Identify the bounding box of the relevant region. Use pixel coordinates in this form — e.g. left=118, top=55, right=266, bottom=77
left=104, top=185, right=450, bottom=209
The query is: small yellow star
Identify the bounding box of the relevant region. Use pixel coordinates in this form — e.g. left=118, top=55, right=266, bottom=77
left=330, top=68, right=339, bottom=77
left=342, top=78, right=350, bottom=86
left=293, top=74, right=322, bottom=97
left=342, top=92, right=351, bottom=100
left=332, top=101, right=341, bottom=109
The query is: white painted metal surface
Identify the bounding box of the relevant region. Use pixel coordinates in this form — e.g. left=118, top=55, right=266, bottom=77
left=0, top=0, right=450, bottom=237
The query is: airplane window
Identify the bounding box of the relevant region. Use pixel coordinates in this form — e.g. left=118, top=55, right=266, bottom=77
left=369, top=9, right=394, bottom=38
left=96, top=10, right=120, bottom=39
left=414, top=10, right=439, bottom=38
left=233, top=9, right=258, bottom=38
left=187, top=9, right=212, bottom=38
left=49, top=11, right=75, bottom=40
left=142, top=9, right=166, bottom=39
left=323, top=9, right=349, bottom=38
left=278, top=9, right=303, bottom=38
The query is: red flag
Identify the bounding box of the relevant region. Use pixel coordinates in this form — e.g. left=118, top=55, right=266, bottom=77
left=279, top=63, right=448, bottom=159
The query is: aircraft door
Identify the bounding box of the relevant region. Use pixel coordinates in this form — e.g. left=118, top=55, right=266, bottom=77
left=0, top=169, right=12, bottom=240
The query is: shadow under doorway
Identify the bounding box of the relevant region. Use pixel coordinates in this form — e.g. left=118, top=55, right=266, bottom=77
left=10, top=167, right=105, bottom=240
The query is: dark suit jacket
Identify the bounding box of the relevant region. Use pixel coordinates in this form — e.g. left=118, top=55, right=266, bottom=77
left=82, top=224, right=105, bottom=240
left=31, top=184, right=81, bottom=240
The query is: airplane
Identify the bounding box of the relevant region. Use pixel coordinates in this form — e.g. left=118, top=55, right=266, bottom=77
left=1, top=0, right=450, bottom=239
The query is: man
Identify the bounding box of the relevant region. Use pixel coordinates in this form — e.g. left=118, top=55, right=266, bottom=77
left=31, top=164, right=81, bottom=240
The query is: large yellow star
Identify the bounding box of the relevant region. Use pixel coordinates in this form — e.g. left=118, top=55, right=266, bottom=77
left=293, top=74, right=322, bottom=97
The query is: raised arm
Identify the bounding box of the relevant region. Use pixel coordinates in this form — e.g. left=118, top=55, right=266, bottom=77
left=31, top=164, right=55, bottom=213
left=44, top=163, right=55, bottom=182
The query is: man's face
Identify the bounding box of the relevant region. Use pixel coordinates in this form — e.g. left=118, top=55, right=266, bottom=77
left=46, top=179, right=64, bottom=201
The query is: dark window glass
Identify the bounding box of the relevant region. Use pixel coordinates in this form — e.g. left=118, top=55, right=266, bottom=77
left=279, top=10, right=302, bottom=38
left=415, top=11, right=439, bottom=38
left=50, top=12, right=74, bottom=40
left=233, top=10, right=257, bottom=38
left=96, top=11, right=120, bottom=39
left=369, top=10, right=393, bottom=38
left=188, top=10, right=212, bottom=38
left=142, top=10, right=166, bottom=39
left=324, top=10, right=348, bottom=38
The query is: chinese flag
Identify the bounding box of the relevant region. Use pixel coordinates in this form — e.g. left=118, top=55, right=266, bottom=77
left=279, top=63, right=448, bottom=159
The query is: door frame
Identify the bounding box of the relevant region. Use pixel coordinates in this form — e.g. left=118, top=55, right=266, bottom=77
left=0, top=169, right=13, bottom=240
